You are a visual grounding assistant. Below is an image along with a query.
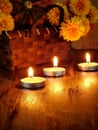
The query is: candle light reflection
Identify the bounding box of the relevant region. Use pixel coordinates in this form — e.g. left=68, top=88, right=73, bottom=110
left=79, top=72, right=97, bottom=89
left=20, top=93, right=37, bottom=108
left=53, top=83, right=63, bottom=94
left=83, top=77, right=96, bottom=89
left=48, top=78, right=64, bottom=95
left=20, top=92, right=43, bottom=111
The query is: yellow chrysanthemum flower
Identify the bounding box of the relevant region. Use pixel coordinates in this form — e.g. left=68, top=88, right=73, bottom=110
left=60, top=17, right=85, bottom=41
left=69, top=0, right=91, bottom=16
left=0, top=0, right=14, bottom=34
left=55, top=2, right=69, bottom=21
left=5, top=15, right=14, bottom=31
left=0, top=10, right=5, bottom=33
left=0, top=13, right=14, bottom=34
left=0, top=0, right=13, bottom=14
left=88, top=5, right=98, bottom=24
left=47, top=7, right=60, bottom=26
left=81, top=17, right=90, bottom=36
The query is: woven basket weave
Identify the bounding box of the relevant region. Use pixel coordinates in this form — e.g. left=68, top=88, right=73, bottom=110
left=0, top=29, right=71, bottom=70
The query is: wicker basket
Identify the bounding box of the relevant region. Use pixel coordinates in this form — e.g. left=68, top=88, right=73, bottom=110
left=0, top=28, right=71, bottom=70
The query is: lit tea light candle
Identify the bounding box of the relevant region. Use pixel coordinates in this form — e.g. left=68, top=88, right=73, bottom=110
left=43, top=56, right=66, bottom=76
left=78, top=52, right=98, bottom=71
left=20, top=67, right=46, bottom=88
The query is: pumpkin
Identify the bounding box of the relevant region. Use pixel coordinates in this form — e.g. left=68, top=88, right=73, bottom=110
left=10, top=0, right=64, bottom=30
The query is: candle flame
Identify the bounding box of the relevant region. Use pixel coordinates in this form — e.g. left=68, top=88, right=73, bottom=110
left=28, top=67, right=33, bottom=77
left=53, top=56, right=58, bottom=67
left=86, top=52, right=90, bottom=63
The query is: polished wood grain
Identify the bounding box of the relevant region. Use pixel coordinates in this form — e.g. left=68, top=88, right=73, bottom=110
left=0, top=50, right=98, bottom=130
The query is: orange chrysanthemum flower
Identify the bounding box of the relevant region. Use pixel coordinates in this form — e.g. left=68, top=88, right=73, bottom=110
left=69, top=0, right=91, bottom=16
left=47, top=7, right=60, bottom=26
left=0, top=0, right=13, bottom=14
left=4, top=15, right=14, bottom=31
left=81, top=17, right=90, bottom=36
left=0, top=13, right=14, bottom=34
left=60, top=17, right=85, bottom=41
left=0, top=0, right=14, bottom=34
left=88, top=5, right=98, bottom=24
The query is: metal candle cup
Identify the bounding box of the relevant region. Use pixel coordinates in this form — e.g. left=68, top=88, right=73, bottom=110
left=20, top=77, right=45, bottom=88
left=78, top=62, right=98, bottom=71
left=43, top=67, right=65, bottom=76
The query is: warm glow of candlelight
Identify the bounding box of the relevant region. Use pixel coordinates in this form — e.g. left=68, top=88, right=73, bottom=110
left=86, top=52, right=90, bottom=63
left=28, top=67, right=33, bottom=77
left=82, top=75, right=97, bottom=89
left=48, top=79, right=63, bottom=95
left=20, top=93, right=42, bottom=110
left=53, top=84, right=63, bottom=94
left=83, top=78, right=93, bottom=88
left=53, top=56, right=58, bottom=67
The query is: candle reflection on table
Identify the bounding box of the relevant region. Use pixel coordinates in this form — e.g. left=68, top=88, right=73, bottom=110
left=20, top=92, right=44, bottom=112
left=83, top=77, right=96, bottom=89
left=50, top=81, right=63, bottom=94
left=46, top=78, right=65, bottom=96
left=21, top=93, right=38, bottom=106
left=78, top=72, right=98, bottom=90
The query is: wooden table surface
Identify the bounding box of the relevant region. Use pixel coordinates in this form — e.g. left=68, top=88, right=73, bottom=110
left=0, top=49, right=98, bottom=130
